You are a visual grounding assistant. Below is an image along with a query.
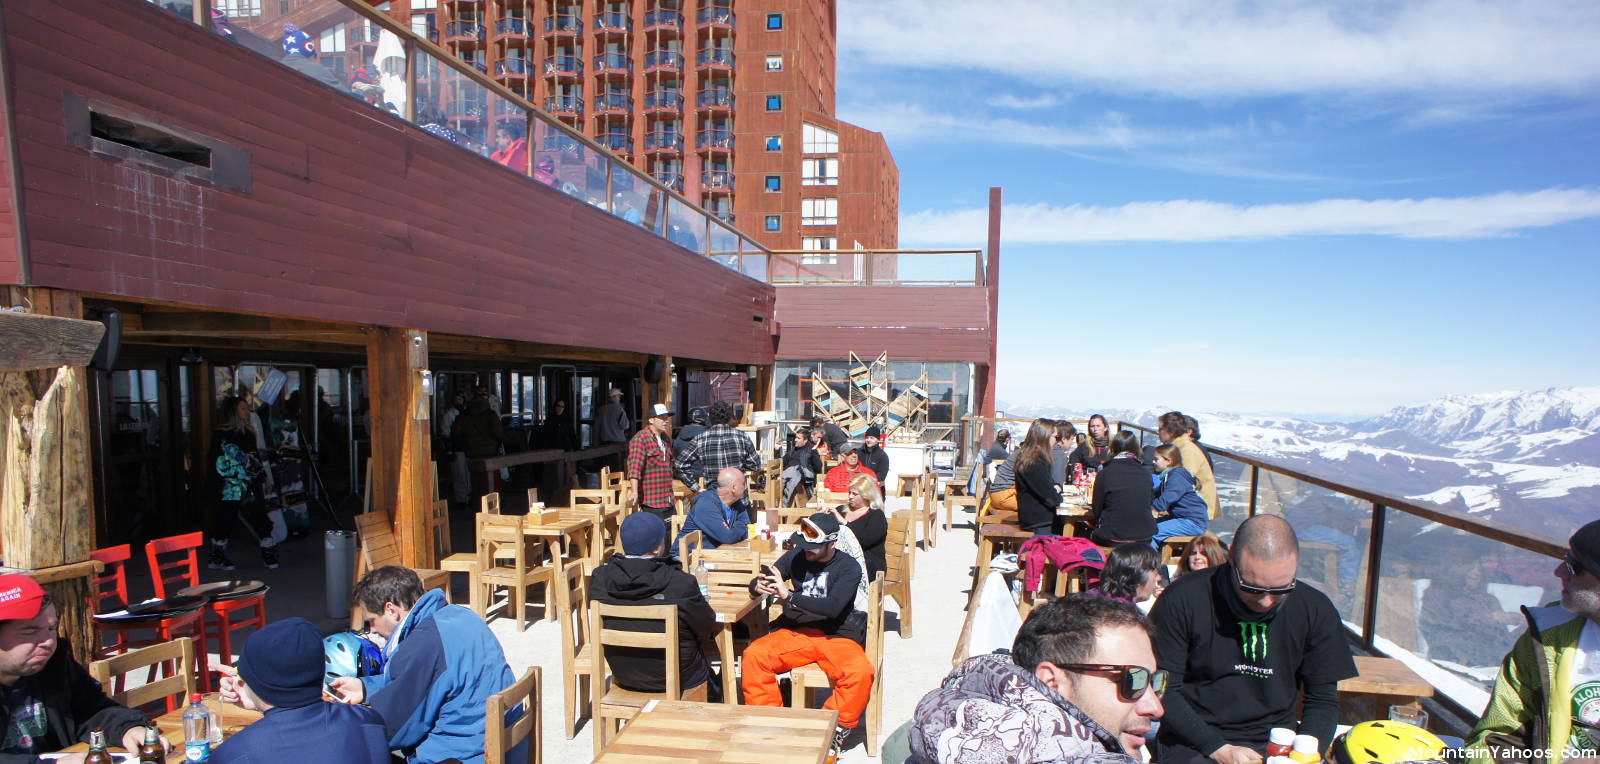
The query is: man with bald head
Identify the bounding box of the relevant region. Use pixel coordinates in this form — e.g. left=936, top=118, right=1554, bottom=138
left=1149, top=515, right=1357, bottom=764
left=673, top=466, right=752, bottom=555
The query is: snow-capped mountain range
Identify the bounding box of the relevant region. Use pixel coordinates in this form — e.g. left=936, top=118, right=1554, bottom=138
left=1002, top=386, right=1600, bottom=539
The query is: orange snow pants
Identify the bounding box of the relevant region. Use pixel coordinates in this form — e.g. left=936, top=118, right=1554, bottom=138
left=740, top=626, right=874, bottom=728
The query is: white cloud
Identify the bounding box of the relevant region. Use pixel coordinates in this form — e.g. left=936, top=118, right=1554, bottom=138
left=837, top=101, right=1231, bottom=151
left=987, top=93, right=1060, bottom=110
left=839, top=0, right=1600, bottom=99
left=901, top=188, right=1600, bottom=244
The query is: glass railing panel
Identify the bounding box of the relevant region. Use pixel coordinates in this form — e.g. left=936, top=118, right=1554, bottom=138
left=643, top=90, right=684, bottom=109
left=575, top=143, right=612, bottom=208
left=1254, top=472, right=1372, bottom=623
left=696, top=49, right=734, bottom=67
left=494, top=18, right=528, bottom=36
left=542, top=15, right=581, bottom=33
left=1208, top=453, right=1252, bottom=531
left=486, top=99, right=527, bottom=176
left=643, top=10, right=682, bottom=29
left=594, top=52, right=632, bottom=73
left=543, top=55, right=583, bottom=75
left=739, top=235, right=769, bottom=281
left=696, top=8, right=734, bottom=26
left=413, top=54, right=491, bottom=156
left=643, top=51, right=684, bottom=70
left=150, top=0, right=196, bottom=23
left=210, top=2, right=404, bottom=112
left=643, top=187, right=668, bottom=235
left=696, top=130, right=734, bottom=149
left=532, top=120, right=583, bottom=193
left=665, top=196, right=704, bottom=253
left=595, top=132, right=632, bottom=153
left=595, top=13, right=632, bottom=32
left=543, top=96, right=582, bottom=115
left=707, top=221, right=739, bottom=270
left=594, top=93, right=633, bottom=111
left=609, top=165, right=652, bottom=229
left=697, top=89, right=734, bottom=108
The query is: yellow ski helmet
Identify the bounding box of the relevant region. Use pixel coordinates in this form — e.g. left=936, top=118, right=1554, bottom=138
left=1333, top=720, right=1446, bottom=764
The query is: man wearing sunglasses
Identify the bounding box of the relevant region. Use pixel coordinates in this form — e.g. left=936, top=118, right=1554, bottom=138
left=1468, top=519, right=1600, bottom=764
left=1150, top=515, right=1357, bottom=764
left=908, top=594, right=1164, bottom=762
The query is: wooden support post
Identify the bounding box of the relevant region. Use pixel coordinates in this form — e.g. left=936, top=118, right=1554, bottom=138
left=0, top=287, right=96, bottom=665
left=366, top=328, right=433, bottom=568
left=749, top=364, right=773, bottom=413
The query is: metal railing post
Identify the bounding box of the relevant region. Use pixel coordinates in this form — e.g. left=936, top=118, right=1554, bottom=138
left=1248, top=465, right=1259, bottom=516
left=1361, top=502, right=1386, bottom=651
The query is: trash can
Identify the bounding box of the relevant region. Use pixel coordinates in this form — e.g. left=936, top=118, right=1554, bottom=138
left=324, top=530, right=358, bottom=619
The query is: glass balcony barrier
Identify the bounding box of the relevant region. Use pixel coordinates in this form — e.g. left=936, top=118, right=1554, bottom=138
left=542, top=15, right=581, bottom=34
left=349, top=25, right=382, bottom=44
left=594, top=52, right=633, bottom=74
left=496, top=57, right=531, bottom=76
left=170, top=0, right=768, bottom=277
left=643, top=50, right=684, bottom=71
left=543, top=96, right=582, bottom=115
left=643, top=90, right=684, bottom=110
left=543, top=55, right=583, bottom=75
left=767, top=249, right=987, bottom=286
left=594, top=12, right=632, bottom=33
left=696, top=129, right=734, bottom=150
left=494, top=18, right=528, bottom=37
left=595, top=132, right=633, bottom=153
left=695, top=49, right=734, bottom=68
left=696, top=89, right=733, bottom=108
left=702, top=170, right=734, bottom=189
left=652, top=171, right=685, bottom=193
left=642, top=10, right=682, bottom=30
left=696, top=8, right=734, bottom=27
left=594, top=93, right=633, bottom=112
left=645, top=132, right=684, bottom=151
left=443, top=21, right=485, bottom=41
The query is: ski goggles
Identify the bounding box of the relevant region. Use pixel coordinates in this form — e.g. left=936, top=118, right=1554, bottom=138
left=1062, top=664, right=1168, bottom=702
left=1233, top=566, right=1296, bottom=596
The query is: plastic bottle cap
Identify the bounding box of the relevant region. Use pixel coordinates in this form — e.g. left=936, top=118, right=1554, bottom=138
left=1293, top=735, right=1319, bottom=754
left=1270, top=729, right=1297, bottom=746
left=189, top=693, right=203, bottom=703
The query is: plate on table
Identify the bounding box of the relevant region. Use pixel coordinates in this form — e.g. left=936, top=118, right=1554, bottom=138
left=178, top=579, right=267, bottom=600
left=125, top=595, right=208, bottom=616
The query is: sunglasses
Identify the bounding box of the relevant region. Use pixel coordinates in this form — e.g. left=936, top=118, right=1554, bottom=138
left=1561, top=555, right=1590, bottom=579
left=1233, top=566, right=1296, bottom=596
left=1062, top=664, right=1168, bottom=702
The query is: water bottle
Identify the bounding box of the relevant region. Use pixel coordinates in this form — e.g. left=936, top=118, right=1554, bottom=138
left=694, top=559, right=709, bottom=596
left=182, top=693, right=211, bottom=761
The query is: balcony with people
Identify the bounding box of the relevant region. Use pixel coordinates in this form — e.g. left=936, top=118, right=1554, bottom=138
left=594, top=10, right=632, bottom=36
left=695, top=48, right=733, bottom=72
left=541, top=12, right=581, bottom=38
left=642, top=8, right=682, bottom=34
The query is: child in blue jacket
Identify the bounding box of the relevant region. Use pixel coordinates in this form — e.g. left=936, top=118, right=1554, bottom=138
left=1150, top=444, right=1209, bottom=546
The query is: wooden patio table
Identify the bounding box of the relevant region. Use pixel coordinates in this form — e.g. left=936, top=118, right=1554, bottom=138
left=57, top=693, right=262, bottom=761
left=594, top=698, right=836, bottom=763
left=703, top=584, right=772, bottom=704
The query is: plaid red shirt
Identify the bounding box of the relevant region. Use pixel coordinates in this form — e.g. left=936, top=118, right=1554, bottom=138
left=626, top=427, right=675, bottom=508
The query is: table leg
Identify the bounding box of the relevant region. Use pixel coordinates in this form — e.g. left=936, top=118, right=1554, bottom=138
left=717, top=625, right=737, bottom=704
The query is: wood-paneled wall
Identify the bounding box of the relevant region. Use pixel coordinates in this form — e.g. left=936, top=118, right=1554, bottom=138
left=774, top=285, right=992, bottom=363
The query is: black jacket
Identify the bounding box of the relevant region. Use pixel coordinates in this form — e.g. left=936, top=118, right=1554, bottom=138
left=751, top=547, right=864, bottom=643
left=846, top=509, right=888, bottom=577
left=1090, top=455, right=1157, bottom=543
left=783, top=444, right=823, bottom=479
left=820, top=422, right=848, bottom=456
left=1014, top=455, right=1062, bottom=535
left=859, top=446, right=891, bottom=485
left=590, top=554, right=716, bottom=693
left=1072, top=436, right=1112, bottom=472
left=0, top=637, right=147, bottom=763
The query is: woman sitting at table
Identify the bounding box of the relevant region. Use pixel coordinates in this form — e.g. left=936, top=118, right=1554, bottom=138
left=1091, top=542, right=1163, bottom=606
left=1050, top=420, right=1081, bottom=484
left=1088, top=430, right=1155, bottom=546
left=832, top=473, right=887, bottom=577
left=1013, top=420, right=1063, bottom=537
left=1150, top=443, right=1209, bottom=546
left=1178, top=532, right=1228, bottom=577
left=1071, top=413, right=1114, bottom=473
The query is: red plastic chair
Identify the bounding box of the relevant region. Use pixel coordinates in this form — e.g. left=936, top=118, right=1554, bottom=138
left=89, top=544, right=207, bottom=698
left=145, top=532, right=266, bottom=690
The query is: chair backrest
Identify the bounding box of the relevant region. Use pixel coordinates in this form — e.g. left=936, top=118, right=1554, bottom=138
left=866, top=572, right=885, bottom=663
left=486, top=666, right=541, bottom=764
left=776, top=506, right=815, bottom=524
left=481, top=491, right=502, bottom=515
left=526, top=487, right=540, bottom=508
left=589, top=602, right=683, bottom=698
left=89, top=637, right=196, bottom=713
left=145, top=532, right=203, bottom=599
left=356, top=511, right=403, bottom=569
left=818, top=490, right=849, bottom=507
left=554, top=562, right=589, bottom=669
left=885, top=511, right=914, bottom=586
left=90, top=544, right=131, bottom=610
left=692, top=547, right=758, bottom=587
left=676, top=529, right=701, bottom=562
left=569, top=489, right=617, bottom=506
left=432, top=499, right=452, bottom=559
left=477, top=513, right=529, bottom=572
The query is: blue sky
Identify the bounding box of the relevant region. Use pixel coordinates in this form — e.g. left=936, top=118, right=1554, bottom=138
left=833, top=0, right=1600, bottom=418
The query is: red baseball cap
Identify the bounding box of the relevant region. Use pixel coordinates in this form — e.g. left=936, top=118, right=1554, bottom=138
left=0, top=575, right=47, bottom=621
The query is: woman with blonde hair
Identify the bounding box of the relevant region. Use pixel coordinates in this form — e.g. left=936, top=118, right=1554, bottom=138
left=832, top=472, right=887, bottom=577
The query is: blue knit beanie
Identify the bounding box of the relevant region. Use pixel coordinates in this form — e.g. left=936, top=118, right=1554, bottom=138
left=237, top=618, right=325, bottom=709
left=620, top=512, right=667, bottom=556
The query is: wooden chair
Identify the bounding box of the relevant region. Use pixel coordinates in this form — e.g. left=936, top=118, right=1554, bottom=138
left=430, top=498, right=454, bottom=561
left=553, top=562, right=593, bottom=739
left=692, top=547, right=759, bottom=587
left=973, top=522, right=1032, bottom=595
left=352, top=512, right=452, bottom=626
left=943, top=467, right=980, bottom=531
left=147, top=532, right=263, bottom=689
left=818, top=489, right=849, bottom=507
left=791, top=573, right=885, bottom=755
left=474, top=513, right=555, bottom=630
left=676, top=530, right=702, bottom=562
left=486, top=666, right=542, bottom=764
left=885, top=511, right=915, bottom=638
left=1159, top=536, right=1198, bottom=569
left=914, top=472, right=939, bottom=549
left=569, top=488, right=618, bottom=506
left=438, top=499, right=481, bottom=614
left=558, top=504, right=610, bottom=571
left=89, top=636, right=196, bottom=714
left=481, top=491, right=502, bottom=515
left=588, top=602, right=708, bottom=755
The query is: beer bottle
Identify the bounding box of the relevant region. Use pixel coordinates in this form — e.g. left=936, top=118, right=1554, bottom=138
left=138, top=724, right=164, bottom=763
left=84, top=728, right=113, bottom=764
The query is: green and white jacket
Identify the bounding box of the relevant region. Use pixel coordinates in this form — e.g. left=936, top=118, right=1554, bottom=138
left=1467, top=604, right=1594, bottom=764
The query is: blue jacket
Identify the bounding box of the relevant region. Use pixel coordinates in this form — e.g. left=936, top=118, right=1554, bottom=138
left=213, top=701, right=389, bottom=764
left=359, top=589, right=524, bottom=764
left=1152, top=467, right=1209, bottom=523
left=673, top=489, right=750, bottom=554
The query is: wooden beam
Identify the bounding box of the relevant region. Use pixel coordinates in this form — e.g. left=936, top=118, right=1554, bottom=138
left=135, top=312, right=363, bottom=335
left=0, top=311, right=105, bottom=371
left=428, top=333, right=649, bottom=365
left=366, top=328, right=433, bottom=568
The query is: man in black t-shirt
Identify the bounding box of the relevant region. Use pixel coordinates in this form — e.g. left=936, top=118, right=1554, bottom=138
left=1149, top=515, right=1357, bottom=764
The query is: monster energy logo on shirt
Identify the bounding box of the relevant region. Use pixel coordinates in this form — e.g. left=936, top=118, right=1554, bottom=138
left=1233, top=621, right=1275, bottom=679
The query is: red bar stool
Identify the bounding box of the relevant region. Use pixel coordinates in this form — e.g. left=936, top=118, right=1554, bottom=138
left=145, top=532, right=267, bottom=690
left=88, top=544, right=208, bottom=695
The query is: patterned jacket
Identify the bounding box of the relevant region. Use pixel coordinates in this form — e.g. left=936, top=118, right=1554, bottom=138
left=673, top=424, right=760, bottom=489
left=1468, top=604, right=1594, bottom=764
left=909, top=652, right=1142, bottom=764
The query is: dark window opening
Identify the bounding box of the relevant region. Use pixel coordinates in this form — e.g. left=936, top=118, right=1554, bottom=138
left=90, top=111, right=212, bottom=168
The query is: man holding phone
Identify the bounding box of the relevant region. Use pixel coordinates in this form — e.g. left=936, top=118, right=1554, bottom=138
left=741, top=513, right=873, bottom=760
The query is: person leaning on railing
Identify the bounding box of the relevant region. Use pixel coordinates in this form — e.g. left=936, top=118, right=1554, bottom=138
left=1467, top=520, right=1600, bottom=764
